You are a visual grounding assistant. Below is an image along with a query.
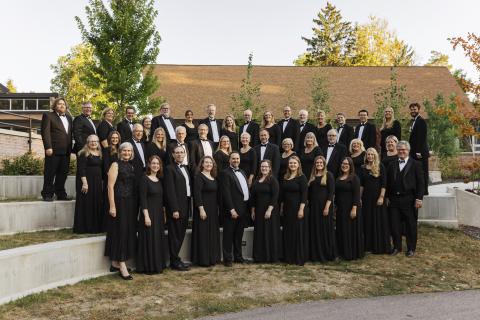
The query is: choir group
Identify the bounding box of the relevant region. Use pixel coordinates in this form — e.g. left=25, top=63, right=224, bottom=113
left=40, top=98, right=428, bottom=280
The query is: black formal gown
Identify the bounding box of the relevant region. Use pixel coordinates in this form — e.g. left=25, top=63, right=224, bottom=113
left=360, top=165, right=391, bottom=254
left=221, top=129, right=239, bottom=151
left=239, top=147, right=257, bottom=179
left=335, top=176, right=364, bottom=260
left=265, top=124, right=282, bottom=147
left=97, top=120, right=114, bottom=148
left=181, top=123, right=198, bottom=143
left=146, top=142, right=168, bottom=166
left=299, top=147, right=323, bottom=181
left=73, top=154, right=104, bottom=234
left=251, top=177, right=281, bottom=262
left=281, top=175, right=309, bottom=265
left=102, top=147, right=118, bottom=225
left=214, top=150, right=230, bottom=172
left=316, top=124, right=332, bottom=149
left=351, top=152, right=365, bottom=176
left=279, top=152, right=296, bottom=181
left=380, top=120, right=401, bottom=157
left=381, top=154, right=398, bottom=169
left=137, top=175, right=167, bottom=273
left=308, top=173, right=336, bottom=262
left=191, top=173, right=221, bottom=266
left=104, top=160, right=137, bottom=261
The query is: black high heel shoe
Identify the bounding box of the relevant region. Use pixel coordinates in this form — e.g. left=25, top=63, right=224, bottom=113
left=119, top=273, right=133, bottom=280
left=110, top=265, right=132, bottom=272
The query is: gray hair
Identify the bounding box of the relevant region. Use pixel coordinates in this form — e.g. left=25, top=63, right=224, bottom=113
left=198, top=123, right=209, bottom=131
left=132, top=123, right=143, bottom=131
left=119, top=142, right=134, bottom=160
left=240, top=132, right=251, bottom=140
left=327, top=128, right=338, bottom=136
left=298, top=109, right=308, bottom=116
left=397, top=140, right=411, bottom=151
left=175, top=126, right=186, bottom=133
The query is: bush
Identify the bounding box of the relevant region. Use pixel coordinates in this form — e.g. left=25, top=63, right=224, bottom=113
left=1, top=152, right=43, bottom=175
left=440, top=156, right=480, bottom=181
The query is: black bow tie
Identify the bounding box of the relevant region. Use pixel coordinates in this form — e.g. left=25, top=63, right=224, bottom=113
left=261, top=144, right=267, bottom=147
left=200, top=139, right=208, bottom=142
left=328, top=144, right=335, bottom=148
left=300, top=123, right=305, bottom=127
left=59, top=114, right=66, bottom=117
left=178, top=143, right=185, bottom=146
left=163, top=116, right=170, bottom=120
left=399, top=159, right=405, bottom=164
left=134, top=139, right=141, bottom=143
left=209, top=118, right=216, bottom=122
left=232, top=168, right=240, bottom=172
left=359, top=123, right=365, bottom=126
left=178, top=164, right=187, bottom=168
left=127, top=121, right=133, bottom=124
left=339, top=125, right=344, bottom=129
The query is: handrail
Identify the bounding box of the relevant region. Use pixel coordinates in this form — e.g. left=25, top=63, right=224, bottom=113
left=0, top=110, right=35, bottom=152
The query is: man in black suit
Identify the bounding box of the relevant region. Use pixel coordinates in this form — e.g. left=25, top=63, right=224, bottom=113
left=199, top=104, right=222, bottom=148
left=322, top=129, right=347, bottom=178
left=116, top=106, right=136, bottom=142
left=408, top=102, right=430, bottom=195
left=164, top=146, right=192, bottom=271
left=41, top=97, right=73, bottom=201
left=72, top=102, right=97, bottom=154
left=220, top=152, right=250, bottom=266
left=239, top=109, right=260, bottom=147
left=354, top=109, right=377, bottom=150
left=150, top=102, right=177, bottom=143
left=386, top=140, right=425, bottom=257
left=254, top=129, right=280, bottom=177
left=278, top=105, right=300, bottom=152
left=298, top=109, right=316, bottom=151
left=189, top=123, right=214, bottom=169
left=128, top=123, right=147, bottom=177
left=167, top=126, right=191, bottom=169
left=336, top=112, right=354, bottom=149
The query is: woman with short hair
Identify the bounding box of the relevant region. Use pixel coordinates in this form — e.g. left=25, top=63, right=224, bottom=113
left=279, top=138, right=296, bottom=180
left=381, top=135, right=399, bottom=169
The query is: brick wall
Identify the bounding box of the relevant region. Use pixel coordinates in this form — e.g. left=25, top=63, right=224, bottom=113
left=0, top=129, right=44, bottom=165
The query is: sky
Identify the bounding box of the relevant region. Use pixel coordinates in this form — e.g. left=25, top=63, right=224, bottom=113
left=0, top=0, right=478, bottom=92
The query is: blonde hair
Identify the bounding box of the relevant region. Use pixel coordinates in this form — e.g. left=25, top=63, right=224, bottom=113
left=284, top=155, right=303, bottom=180
left=152, top=127, right=167, bottom=151
left=282, top=138, right=294, bottom=151
left=217, top=135, right=232, bottom=153
left=78, top=134, right=102, bottom=158
left=381, top=107, right=395, bottom=130
left=349, top=138, right=365, bottom=154
left=309, top=155, right=328, bottom=186
left=101, top=107, right=114, bottom=120
left=365, top=148, right=381, bottom=178
left=261, top=111, right=275, bottom=128
left=222, top=114, right=237, bottom=132
left=304, top=132, right=319, bottom=148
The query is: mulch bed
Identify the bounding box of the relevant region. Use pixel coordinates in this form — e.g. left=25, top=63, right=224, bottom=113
left=461, top=225, right=480, bottom=240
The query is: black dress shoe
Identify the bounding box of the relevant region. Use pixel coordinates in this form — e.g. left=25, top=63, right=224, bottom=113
left=171, top=263, right=189, bottom=271
left=234, top=257, right=245, bottom=263
left=406, top=250, right=415, bottom=257
left=119, top=273, right=133, bottom=280
left=42, top=196, right=54, bottom=202
left=223, top=261, right=233, bottom=267
left=390, top=249, right=399, bottom=256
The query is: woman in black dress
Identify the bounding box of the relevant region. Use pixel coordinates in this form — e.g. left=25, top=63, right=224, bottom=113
left=221, top=114, right=239, bottom=151
left=191, top=156, right=221, bottom=266
left=74, top=134, right=104, bottom=234
left=181, top=109, right=198, bottom=143
left=146, top=127, right=168, bottom=166
left=105, top=142, right=137, bottom=280
left=360, top=148, right=390, bottom=254
left=381, top=135, right=399, bottom=169
left=141, top=117, right=152, bottom=144
left=299, top=132, right=323, bottom=180
left=335, top=157, right=364, bottom=261
left=97, top=107, right=115, bottom=149
left=279, top=138, right=296, bottom=180
left=137, top=155, right=167, bottom=274
left=251, top=160, right=281, bottom=263
left=239, top=132, right=257, bottom=187
left=262, top=111, right=281, bottom=146
left=316, top=110, right=332, bottom=149
left=349, top=138, right=366, bottom=176
left=380, top=107, right=401, bottom=158
left=308, top=156, right=336, bottom=262
left=213, top=135, right=232, bottom=172
left=102, top=131, right=121, bottom=177
left=280, top=155, right=309, bottom=265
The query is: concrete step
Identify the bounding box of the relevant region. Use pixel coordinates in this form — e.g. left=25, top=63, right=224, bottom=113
left=418, top=194, right=457, bottom=228
left=0, top=176, right=76, bottom=200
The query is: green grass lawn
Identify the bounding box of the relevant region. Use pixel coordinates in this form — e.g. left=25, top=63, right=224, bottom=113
left=0, top=225, right=479, bottom=320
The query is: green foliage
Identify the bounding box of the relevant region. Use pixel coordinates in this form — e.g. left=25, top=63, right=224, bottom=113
left=424, top=94, right=460, bottom=158
left=1, top=153, right=43, bottom=175
left=75, top=0, right=163, bottom=117
left=424, top=51, right=452, bottom=70
left=230, top=53, right=265, bottom=121
left=308, top=71, right=330, bottom=116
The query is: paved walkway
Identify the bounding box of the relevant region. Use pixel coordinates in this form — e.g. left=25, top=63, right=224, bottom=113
left=200, top=290, right=480, bottom=320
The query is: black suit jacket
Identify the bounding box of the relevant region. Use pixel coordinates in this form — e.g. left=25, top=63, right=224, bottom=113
left=41, top=111, right=73, bottom=156
left=354, top=122, right=377, bottom=150
left=239, top=121, right=260, bottom=147
left=278, top=118, right=300, bottom=151
left=386, top=158, right=425, bottom=200
left=151, top=115, right=177, bottom=142
left=298, top=122, right=316, bottom=150
left=220, top=167, right=249, bottom=215
left=128, top=138, right=147, bottom=177
left=164, top=163, right=191, bottom=218
left=199, top=117, right=222, bottom=144
left=73, top=114, right=97, bottom=153
left=322, top=143, right=347, bottom=178
left=409, top=116, right=429, bottom=159
left=254, top=143, right=281, bottom=177
left=337, top=124, right=354, bottom=149
left=189, top=138, right=215, bottom=169
left=116, top=119, right=134, bottom=142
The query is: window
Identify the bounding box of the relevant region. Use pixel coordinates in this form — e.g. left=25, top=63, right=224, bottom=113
left=11, top=99, right=23, bottom=110
left=25, top=99, right=37, bottom=110
left=0, top=99, right=9, bottom=110
left=38, top=99, right=51, bottom=110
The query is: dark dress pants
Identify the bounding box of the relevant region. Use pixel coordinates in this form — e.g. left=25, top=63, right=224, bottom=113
left=389, top=195, right=418, bottom=252
left=42, top=154, right=70, bottom=198
left=168, top=197, right=191, bottom=266
left=222, top=201, right=247, bottom=262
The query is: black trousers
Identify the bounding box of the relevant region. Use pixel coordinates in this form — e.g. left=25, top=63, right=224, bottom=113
left=167, top=198, right=191, bottom=265
left=222, top=202, right=247, bottom=262
left=389, top=196, right=417, bottom=252
left=421, top=157, right=429, bottom=195
left=42, top=154, right=70, bottom=198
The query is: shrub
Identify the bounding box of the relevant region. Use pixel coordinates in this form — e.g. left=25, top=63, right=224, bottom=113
left=1, top=152, right=43, bottom=175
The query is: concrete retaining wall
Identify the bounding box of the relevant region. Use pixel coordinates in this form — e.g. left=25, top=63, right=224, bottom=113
left=0, top=200, right=75, bottom=235
left=451, top=188, right=480, bottom=228
left=418, top=192, right=458, bottom=228
left=0, top=176, right=76, bottom=200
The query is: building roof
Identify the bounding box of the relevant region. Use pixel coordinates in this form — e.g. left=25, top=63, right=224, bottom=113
left=151, top=65, right=475, bottom=119
left=0, top=83, right=9, bottom=94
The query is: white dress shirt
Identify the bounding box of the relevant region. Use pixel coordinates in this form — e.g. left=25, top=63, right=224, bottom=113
left=163, top=116, right=176, bottom=139
left=242, top=122, right=249, bottom=133
left=260, top=144, right=267, bottom=160
left=178, top=164, right=191, bottom=197
left=337, top=127, right=344, bottom=143
left=299, top=122, right=306, bottom=132
left=200, top=139, right=213, bottom=157
left=357, top=123, right=365, bottom=139
left=57, top=113, right=69, bottom=133
left=233, top=168, right=249, bottom=201
left=87, top=116, right=96, bottom=133
left=210, top=119, right=220, bottom=142
left=326, top=144, right=334, bottom=164
left=133, top=139, right=146, bottom=167
left=176, top=141, right=188, bottom=165
left=410, top=115, right=419, bottom=132
left=399, top=157, right=409, bottom=171
left=282, top=118, right=290, bottom=132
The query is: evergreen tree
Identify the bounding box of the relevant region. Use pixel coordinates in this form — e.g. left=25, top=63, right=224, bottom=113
left=309, top=71, right=330, bottom=117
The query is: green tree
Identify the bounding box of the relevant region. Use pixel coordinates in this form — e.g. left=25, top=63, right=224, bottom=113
left=50, top=43, right=112, bottom=116
left=230, top=53, right=265, bottom=121
left=6, top=79, right=17, bottom=93
left=75, top=0, right=162, bottom=116
left=295, top=2, right=356, bottom=66
left=308, top=71, right=330, bottom=117
left=353, top=16, right=415, bottom=66
left=425, top=50, right=452, bottom=69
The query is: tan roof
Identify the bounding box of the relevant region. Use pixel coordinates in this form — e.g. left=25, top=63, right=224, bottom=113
left=151, top=65, right=475, bottom=119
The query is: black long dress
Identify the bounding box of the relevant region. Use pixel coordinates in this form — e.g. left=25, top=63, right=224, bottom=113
left=146, top=142, right=168, bottom=166
left=221, top=129, right=239, bottom=151
left=279, top=152, right=296, bottom=181
left=381, top=154, right=398, bottom=169
left=251, top=177, right=281, bottom=262
left=73, top=154, right=104, bottom=234
left=265, top=124, right=282, bottom=147
left=214, top=150, right=230, bottom=172
left=104, top=160, right=137, bottom=261
left=360, top=165, right=391, bottom=254
left=335, top=175, right=364, bottom=260
left=308, top=173, right=336, bottom=262
left=281, top=175, right=309, bottom=265
left=299, top=146, right=323, bottom=181
left=137, top=175, right=167, bottom=273
left=316, top=124, right=332, bottom=149
left=181, top=123, right=198, bottom=143
left=240, top=147, right=257, bottom=179
left=191, top=173, right=221, bottom=266
left=351, top=151, right=365, bottom=176
left=380, top=120, right=401, bottom=157
left=97, top=120, right=114, bottom=148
